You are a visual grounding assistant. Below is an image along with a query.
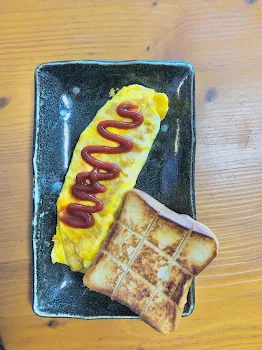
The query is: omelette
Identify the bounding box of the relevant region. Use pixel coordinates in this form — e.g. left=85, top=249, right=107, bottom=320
left=51, top=84, right=169, bottom=272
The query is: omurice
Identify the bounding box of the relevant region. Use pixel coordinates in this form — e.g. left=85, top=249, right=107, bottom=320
left=51, top=84, right=169, bottom=272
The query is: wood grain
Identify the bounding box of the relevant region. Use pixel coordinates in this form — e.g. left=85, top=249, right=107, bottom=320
left=0, top=0, right=262, bottom=349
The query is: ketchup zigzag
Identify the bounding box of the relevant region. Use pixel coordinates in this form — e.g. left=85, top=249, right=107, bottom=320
left=60, top=102, right=144, bottom=229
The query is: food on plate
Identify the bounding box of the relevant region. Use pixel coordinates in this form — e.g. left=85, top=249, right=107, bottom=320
left=49, top=81, right=218, bottom=334
left=84, top=189, right=219, bottom=334
left=51, top=85, right=169, bottom=272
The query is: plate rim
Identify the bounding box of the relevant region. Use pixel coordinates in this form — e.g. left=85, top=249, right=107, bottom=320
left=35, top=59, right=195, bottom=74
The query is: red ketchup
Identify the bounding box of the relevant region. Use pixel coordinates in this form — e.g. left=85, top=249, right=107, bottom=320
left=60, top=102, right=144, bottom=228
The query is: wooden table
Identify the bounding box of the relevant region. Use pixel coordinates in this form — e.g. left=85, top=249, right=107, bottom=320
left=1, top=1, right=262, bottom=349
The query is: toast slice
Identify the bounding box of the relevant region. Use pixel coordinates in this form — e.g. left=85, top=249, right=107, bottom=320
left=83, top=189, right=218, bottom=334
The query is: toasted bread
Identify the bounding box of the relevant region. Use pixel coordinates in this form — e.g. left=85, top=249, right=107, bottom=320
left=84, top=189, right=218, bottom=334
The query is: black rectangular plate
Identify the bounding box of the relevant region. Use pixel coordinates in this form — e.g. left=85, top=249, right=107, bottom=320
left=33, top=60, right=195, bottom=319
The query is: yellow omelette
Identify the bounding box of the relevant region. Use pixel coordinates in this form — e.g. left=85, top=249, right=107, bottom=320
left=51, top=84, right=169, bottom=272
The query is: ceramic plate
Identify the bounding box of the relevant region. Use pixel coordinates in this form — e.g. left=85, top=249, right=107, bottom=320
left=32, top=60, right=195, bottom=319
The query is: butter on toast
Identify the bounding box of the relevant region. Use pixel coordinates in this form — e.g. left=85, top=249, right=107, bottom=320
left=83, top=189, right=218, bottom=334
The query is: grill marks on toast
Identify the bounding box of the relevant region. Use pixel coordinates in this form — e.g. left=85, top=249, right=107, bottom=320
left=115, top=221, right=193, bottom=276
left=101, top=226, right=193, bottom=298
left=104, top=207, right=194, bottom=309
left=111, top=211, right=159, bottom=298
left=141, top=223, right=193, bottom=316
